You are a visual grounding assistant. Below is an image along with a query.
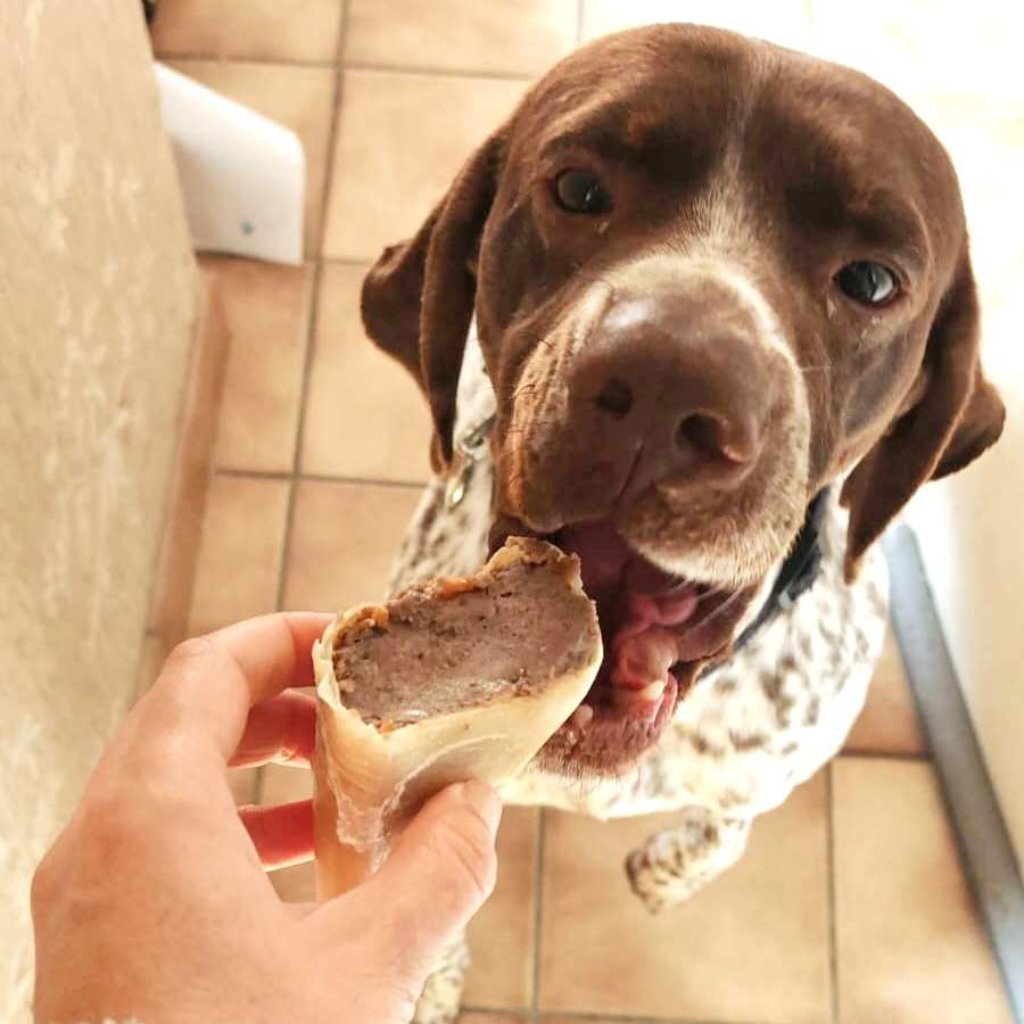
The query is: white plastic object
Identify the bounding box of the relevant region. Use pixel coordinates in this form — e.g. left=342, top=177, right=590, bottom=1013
left=153, top=62, right=304, bottom=264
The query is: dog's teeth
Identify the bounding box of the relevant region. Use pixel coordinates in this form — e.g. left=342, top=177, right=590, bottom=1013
left=636, top=680, right=666, bottom=701
left=570, top=703, right=594, bottom=729
left=615, top=680, right=666, bottom=706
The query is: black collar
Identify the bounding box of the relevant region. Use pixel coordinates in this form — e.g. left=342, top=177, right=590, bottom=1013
left=734, top=489, right=830, bottom=651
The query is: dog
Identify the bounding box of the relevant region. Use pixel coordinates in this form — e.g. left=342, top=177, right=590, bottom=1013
left=358, top=24, right=1005, bottom=1022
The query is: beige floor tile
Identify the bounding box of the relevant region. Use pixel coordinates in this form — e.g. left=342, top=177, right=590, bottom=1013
left=282, top=479, right=422, bottom=611
left=151, top=0, right=344, bottom=63
left=464, top=807, right=539, bottom=1010
left=228, top=766, right=259, bottom=805
left=301, top=262, right=432, bottom=482
left=323, top=69, right=526, bottom=261
left=582, top=0, right=813, bottom=51
left=261, top=762, right=314, bottom=805
left=344, top=0, right=576, bottom=77
left=270, top=859, right=317, bottom=903
left=200, top=257, right=314, bottom=473
left=167, top=61, right=335, bottom=258
left=833, top=758, right=1013, bottom=1024
left=812, top=1, right=1024, bottom=106
left=187, top=474, right=290, bottom=635
left=540, top=773, right=831, bottom=1022
left=844, top=627, right=927, bottom=755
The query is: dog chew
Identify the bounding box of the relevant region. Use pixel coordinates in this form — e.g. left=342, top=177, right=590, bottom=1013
left=311, top=536, right=602, bottom=899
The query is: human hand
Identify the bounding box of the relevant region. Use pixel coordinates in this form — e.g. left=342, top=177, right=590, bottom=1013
left=31, top=613, right=502, bottom=1024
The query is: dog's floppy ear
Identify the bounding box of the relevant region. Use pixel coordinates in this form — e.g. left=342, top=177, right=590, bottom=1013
left=361, top=129, right=507, bottom=472
left=840, top=250, right=1005, bottom=580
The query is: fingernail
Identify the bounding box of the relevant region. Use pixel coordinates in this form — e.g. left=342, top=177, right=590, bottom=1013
left=460, top=780, right=503, bottom=839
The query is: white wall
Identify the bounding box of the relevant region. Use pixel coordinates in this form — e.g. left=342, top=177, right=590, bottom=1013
left=906, top=272, right=1024, bottom=876
left=903, top=90, right=1024, bottom=878
left=806, top=0, right=1024, bottom=876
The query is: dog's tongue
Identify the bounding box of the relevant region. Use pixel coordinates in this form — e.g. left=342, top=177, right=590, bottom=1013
left=558, top=522, right=700, bottom=700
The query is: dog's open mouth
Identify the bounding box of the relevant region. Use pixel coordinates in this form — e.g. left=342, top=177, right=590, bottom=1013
left=489, top=519, right=759, bottom=773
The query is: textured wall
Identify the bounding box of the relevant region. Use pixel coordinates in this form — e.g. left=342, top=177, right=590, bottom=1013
left=0, top=1, right=197, bottom=1017
left=904, top=99, right=1024, bottom=876
left=906, top=304, right=1024, bottom=875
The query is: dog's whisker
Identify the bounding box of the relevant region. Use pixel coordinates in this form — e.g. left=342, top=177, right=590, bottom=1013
left=681, top=587, right=749, bottom=635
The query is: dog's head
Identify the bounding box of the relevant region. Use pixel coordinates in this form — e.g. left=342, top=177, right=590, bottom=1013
left=361, top=26, right=1004, bottom=774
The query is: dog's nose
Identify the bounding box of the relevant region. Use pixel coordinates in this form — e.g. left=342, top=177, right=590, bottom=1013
left=570, top=293, right=773, bottom=500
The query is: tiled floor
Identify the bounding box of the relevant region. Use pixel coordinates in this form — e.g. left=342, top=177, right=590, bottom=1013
left=152, top=2, right=1015, bottom=1021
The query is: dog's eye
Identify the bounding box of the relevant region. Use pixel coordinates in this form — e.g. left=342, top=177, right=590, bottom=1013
left=553, top=169, right=611, bottom=214
left=835, top=261, right=899, bottom=305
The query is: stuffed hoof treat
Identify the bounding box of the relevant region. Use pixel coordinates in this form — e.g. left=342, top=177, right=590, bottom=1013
left=312, top=536, right=602, bottom=898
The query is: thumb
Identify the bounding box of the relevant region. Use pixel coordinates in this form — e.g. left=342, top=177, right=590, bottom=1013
left=346, top=781, right=502, bottom=979
left=384, top=779, right=501, bottom=929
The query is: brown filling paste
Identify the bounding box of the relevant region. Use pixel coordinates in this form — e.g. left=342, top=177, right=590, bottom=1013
left=332, top=556, right=596, bottom=728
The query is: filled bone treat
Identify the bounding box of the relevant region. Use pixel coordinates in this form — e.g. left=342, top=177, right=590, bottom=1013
left=312, top=536, right=602, bottom=898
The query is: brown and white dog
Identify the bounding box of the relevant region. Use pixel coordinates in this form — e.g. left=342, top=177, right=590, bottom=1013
left=358, top=25, right=1004, bottom=1021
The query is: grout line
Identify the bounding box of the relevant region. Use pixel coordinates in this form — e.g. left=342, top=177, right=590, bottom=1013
left=274, top=0, right=351, bottom=614
left=459, top=1006, right=765, bottom=1024
left=576, top=0, right=586, bottom=47
left=460, top=1009, right=528, bottom=1020
left=159, top=53, right=536, bottom=83
left=154, top=52, right=338, bottom=69
left=320, top=255, right=373, bottom=268
left=343, top=60, right=535, bottom=83
left=826, top=763, right=841, bottom=1024
left=533, top=1011, right=779, bottom=1023
left=530, top=808, right=548, bottom=1022
left=273, top=290, right=320, bottom=612
left=217, top=467, right=294, bottom=481
left=301, top=471, right=427, bottom=490
left=217, top=465, right=428, bottom=491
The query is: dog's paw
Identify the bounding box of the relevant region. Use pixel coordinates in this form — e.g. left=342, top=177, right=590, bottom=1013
left=625, top=808, right=751, bottom=912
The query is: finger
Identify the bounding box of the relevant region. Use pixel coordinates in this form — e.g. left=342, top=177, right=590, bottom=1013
left=230, top=690, right=317, bottom=768
left=239, top=800, right=315, bottom=869
left=139, top=613, right=333, bottom=764
left=310, top=782, right=501, bottom=976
